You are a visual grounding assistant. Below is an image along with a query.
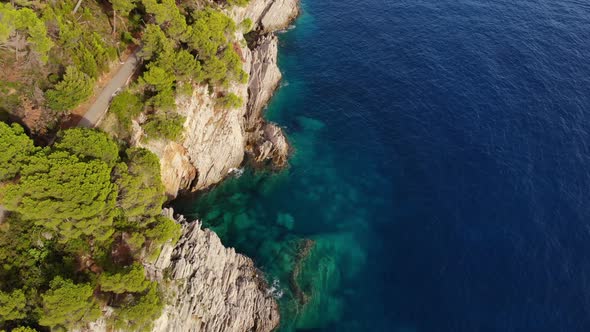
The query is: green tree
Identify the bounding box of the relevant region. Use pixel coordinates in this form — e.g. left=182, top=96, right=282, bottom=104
left=202, top=55, right=227, bottom=83
left=0, top=4, right=54, bottom=63
left=0, top=289, right=27, bottom=323
left=112, top=282, right=162, bottom=332
left=142, top=0, right=189, bottom=42
left=38, top=277, right=100, bottom=330
left=139, top=24, right=173, bottom=61
left=217, top=92, right=243, bottom=109
left=173, top=49, right=201, bottom=80
left=54, top=128, right=120, bottom=167
left=114, top=148, right=165, bottom=218
left=110, top=0, right=136, bottom=34
left=74, top=46, right=99, bottom=79
left=142, top=112, right=184, bottom=141
left=99, top=264, right=149, bottom=294
left=109, top=90, right=144, bottom=132
left=1, top=151, right=117, bottom=242
left=145, top=215, right=181, bottom=246
left=188, top=9, right=235, bottom=59
left=0, top=122, right=38, bottom=181
left=0, top=216, right=51, bottom=291
left=45, top=66, right=94, bottom=112
left=141, top=65, right=175, bottom=92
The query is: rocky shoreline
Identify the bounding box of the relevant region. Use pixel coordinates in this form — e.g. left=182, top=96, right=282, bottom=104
left=146, top=1, right=299, bottom=331
left=135, top=0, right=299, bottom=198
left=148, top=209, right=280, bottom=332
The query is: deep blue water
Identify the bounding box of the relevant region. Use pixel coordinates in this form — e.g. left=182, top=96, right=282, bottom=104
left=176, top=0, right=590, bottom=331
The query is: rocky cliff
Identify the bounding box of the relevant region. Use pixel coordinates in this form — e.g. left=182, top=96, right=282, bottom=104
left=136, top=0, right=298, bottom=198
left=83, top=209, right=280, bottom=332
left=147, top=209, right=280, bottom=332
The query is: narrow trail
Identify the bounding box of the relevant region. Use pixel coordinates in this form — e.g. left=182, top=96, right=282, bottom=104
left=77, top=49, right=140, bottom=128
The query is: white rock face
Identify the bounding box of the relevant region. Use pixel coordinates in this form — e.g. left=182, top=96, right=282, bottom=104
left=246, top=35, right=282, bottom=129
left=137, top=41, right=252, bottom=196
left=228, top=0, right=299, bottom=32
left=149, top=210, right=280, bottom=332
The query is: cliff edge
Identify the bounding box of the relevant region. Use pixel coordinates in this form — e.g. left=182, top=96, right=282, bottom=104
left=148, top=209, right=280, bottom=332
left=137, top=0, right=298, bottom=197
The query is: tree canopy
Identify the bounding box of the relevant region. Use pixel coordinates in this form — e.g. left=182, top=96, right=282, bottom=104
left=1, top=150, right=117, bottom=242
left=45, top=66, right=94, bottom=112
left=99, top=264, right=150, bottom=294
left=0, top=122, right=38, bottom=181
left=38, top=277, right=101, bottom=330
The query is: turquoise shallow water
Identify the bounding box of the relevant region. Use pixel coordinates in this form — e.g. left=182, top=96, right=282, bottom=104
left=175, top=4, right=392, bottom=329
left=176, top=0, right=590, bottom=330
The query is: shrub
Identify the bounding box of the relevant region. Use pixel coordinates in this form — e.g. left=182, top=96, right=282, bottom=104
left=142, top=112, right=185, bottom=141
left=217, top=93, right=243, bottom=109
left=109, top=90, right=144, bottom=131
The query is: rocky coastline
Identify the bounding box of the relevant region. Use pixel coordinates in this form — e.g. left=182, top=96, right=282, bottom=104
left=146, top=1, right=299, bottom=331
left=135, top=0, right=298, bottom=198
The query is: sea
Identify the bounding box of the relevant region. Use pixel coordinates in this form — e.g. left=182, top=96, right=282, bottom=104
left=175, top=0, right=590, bottom=330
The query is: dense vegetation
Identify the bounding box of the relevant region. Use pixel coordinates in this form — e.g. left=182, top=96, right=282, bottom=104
left=0, top=123, right=180, bottom=331
left=0, top=1, right=122, bottom=134
left=1, top=0, right=252, bottom=141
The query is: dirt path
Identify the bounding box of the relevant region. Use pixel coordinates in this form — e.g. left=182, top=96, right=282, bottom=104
left=77, top=49, right=140, bottom=128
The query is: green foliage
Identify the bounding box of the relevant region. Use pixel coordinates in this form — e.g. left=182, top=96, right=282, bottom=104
left=1, top=150, right=117, bottom=242
left=141, top=65, right=175, bottom=93
left=74, top=46, right=99, bottom=79
left=54, top=128, right=120, bottom=166
left=38, top=277, right=100, bottom=330
left=188, top=8, right=235, bottom=60
left=145, top=216, right=182, bottom=246
left=0, top=289, right=27, bottom=323
left=114, top=148, right=165, bottom=218
left=142, top=0, right=189, bottom=42
left=112, top=282, right=163, bottom=332
left=111, top=0, right=136, bottom=16
left=202, top=55, right=227, bottom=83
left=11, top=327, right=38, bottom=332
left=217, top=92, right=243, bottom=109
left=139, top=24, right=173, bottom=62
left=109, top=90, right=144, bottom=132
left=228, top=0, right=251, bottom=7
left=0, top=216, right=49, bottom=290
left=45, top=66, right=94, bottom=112
left=142, top=112, right=185, bottom=141
left=173, top=50, right=202, bottom=80
left=240, top=18, right=253, bottom=32
left=99, top=264, right=149, bottom=294
left=0, top=4, right=54, bottom=62
left=0, top=122, right=38, bottom=181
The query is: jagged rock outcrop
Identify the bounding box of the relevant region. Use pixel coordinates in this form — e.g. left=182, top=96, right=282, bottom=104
left=244, top=35, right=290, bottom=168
left=246, top=35, right=282, bottom=130
left=148, top=209, right=280, bottom=332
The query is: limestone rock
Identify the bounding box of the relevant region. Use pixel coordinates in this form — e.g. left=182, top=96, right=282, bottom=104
left=246, top=35, right=282, bottom=130
left=228, top=0, right=299, bottom=32
left=149, top=209, right=280, bottom=332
